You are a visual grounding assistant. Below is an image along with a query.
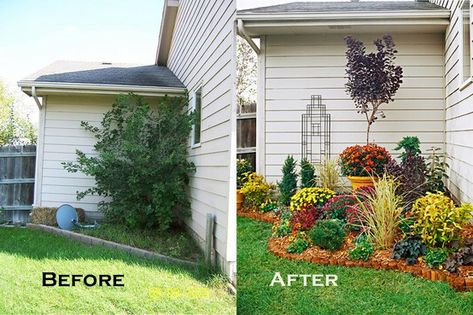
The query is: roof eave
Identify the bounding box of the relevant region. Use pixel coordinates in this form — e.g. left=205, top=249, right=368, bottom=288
left=18, top=80, right=186, bottom=97
left=155, top=0, right=179, bottom=66
left=236, top=10, right=451, bottom=21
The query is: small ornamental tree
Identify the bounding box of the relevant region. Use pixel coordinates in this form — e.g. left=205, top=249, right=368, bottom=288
left=300, top=158, right=316, bottom=188
left=63, top=93, right=195, bottom=231
left=278, top=155, right=298, bottom=206
left=345, top=35, right=403, bottom=144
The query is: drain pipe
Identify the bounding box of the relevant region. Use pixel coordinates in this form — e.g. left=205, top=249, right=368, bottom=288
left=237, top=19, right=260, bottom=54
left=31, top=86, right=42, bottom=109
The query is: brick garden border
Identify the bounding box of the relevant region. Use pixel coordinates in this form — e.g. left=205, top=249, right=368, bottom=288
left=268, top=236, right=473, bottom=292
left=27, top=224, right=198, bottom=268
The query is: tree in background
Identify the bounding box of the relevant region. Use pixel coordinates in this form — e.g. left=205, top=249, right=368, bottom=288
left=236, top=37, right=257, bottom=109
left=0, top=82, right=37, bottom=145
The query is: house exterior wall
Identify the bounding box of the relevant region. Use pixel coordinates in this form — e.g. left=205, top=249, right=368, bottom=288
left=35, top=95, right=116, bottom=212
left=430, top=0, right=473, bottom=203
left=261, top=32, right=446, bottom=183
left=166, top=0, right=237, bottom=278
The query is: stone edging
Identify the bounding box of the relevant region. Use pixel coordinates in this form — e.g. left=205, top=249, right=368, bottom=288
left=268, top=237, right=473, bottom=292
left=27, top=223, right=198, bottom=268
left=237, top=210, right=277, bottom=224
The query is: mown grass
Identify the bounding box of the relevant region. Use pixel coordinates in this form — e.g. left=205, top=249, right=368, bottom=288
left=0, top=227, right=235, bottom=314
left=237, top=217, right=473, bottom=315
left=75, top=223, right=202, bottom=261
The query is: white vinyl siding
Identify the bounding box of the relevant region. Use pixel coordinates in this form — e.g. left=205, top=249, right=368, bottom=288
left=166, top=0, right=236, bottom=277
left=430, top=0, right=473, bottom=203
left=262, top=32, right=445, bottom=183
left=37, top=95, right=116, bottom=212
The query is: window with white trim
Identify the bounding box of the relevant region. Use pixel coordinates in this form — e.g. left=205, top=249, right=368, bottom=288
left=461, top=0, right=472, bottom=84
left=191, top=88, right=202, bottom=147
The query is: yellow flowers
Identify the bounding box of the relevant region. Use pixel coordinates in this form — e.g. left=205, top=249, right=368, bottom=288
left=290, top=187, right=335, bottom=211
left=240, top=173, right=276, bottom=210
left=411, top=192, right=473, bottom=247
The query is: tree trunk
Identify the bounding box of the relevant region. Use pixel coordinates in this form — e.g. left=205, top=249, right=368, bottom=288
left=366, top=123, right=371, bottom=144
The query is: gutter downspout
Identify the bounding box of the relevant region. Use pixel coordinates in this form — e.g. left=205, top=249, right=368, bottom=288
left=31, top=86, right=42, bottom=109
left=237, top=19, right=260, bottom=54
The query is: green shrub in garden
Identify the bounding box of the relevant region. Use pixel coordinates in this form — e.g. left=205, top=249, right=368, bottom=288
left=424, top=247, right=448, bottom=269
left=63, top=93, right=194, bottom=231
left=349, top=234, right=374, bottom=261
left=309, top=219, right=345, bottom=251
left=237, top=159, right=252, bottom=188
left=300, top=158, right=316, bottom=188
left=287, top=235, right=310, bottom=254
left=278, top=155, right=298, bottom=206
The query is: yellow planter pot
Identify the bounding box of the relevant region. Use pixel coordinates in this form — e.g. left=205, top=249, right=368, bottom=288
left=347, top=176, right=376, bottom=190
left=236, top=189, right=244, bottom=210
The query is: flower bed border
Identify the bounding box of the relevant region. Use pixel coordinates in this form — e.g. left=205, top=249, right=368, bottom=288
left=268, top=237, right=473, bottom=292
left=237, top=209, right=277, bottom=224
left=27, top=224, right=198, bottom=268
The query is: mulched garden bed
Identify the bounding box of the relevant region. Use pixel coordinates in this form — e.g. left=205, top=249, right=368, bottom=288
left=268, top=225, right=473, bottom=292
left=237, top=209, right=278, bottom=224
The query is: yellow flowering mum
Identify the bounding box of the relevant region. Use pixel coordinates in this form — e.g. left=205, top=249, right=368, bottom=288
left=290, top=187, right=335, bottom=211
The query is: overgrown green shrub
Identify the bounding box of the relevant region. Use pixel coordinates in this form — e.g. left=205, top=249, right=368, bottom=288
left=349, top=234, right=374, bottom=261
left=300, top=159, right=316, bottom=188
left=309, top=219, right=345, bottom=251
left=278, top=155, right=298, bottom=206
left=30, top=207, right=86, bottom=226
left=63, top=93, right=195, bottom=231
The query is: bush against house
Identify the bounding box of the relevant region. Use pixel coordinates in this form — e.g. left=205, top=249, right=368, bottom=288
left=63, top=93, right=195, bottom=231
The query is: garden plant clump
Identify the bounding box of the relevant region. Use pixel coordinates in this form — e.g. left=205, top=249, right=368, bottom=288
left=238, top=33, right=473, bottom=291
left=63, top=93, right=194, bottom=232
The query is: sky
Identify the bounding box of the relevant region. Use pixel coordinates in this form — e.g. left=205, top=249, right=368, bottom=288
left=0, top=0, right=163, bottom=121
left=0, top=0, right=412, bottom=122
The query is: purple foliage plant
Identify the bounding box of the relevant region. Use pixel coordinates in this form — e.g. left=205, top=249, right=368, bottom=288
left=345, top=35, right=404, bottom=144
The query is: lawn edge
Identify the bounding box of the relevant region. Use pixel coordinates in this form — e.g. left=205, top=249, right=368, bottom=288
left=267, top=235, right=473, bottom=292
left=27, top=223, right=198, bottom=268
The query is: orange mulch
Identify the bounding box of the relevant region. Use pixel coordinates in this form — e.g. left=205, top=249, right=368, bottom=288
left=268, top=226, right=473, bottom=292
left=237, top=208, right=278, bottom=224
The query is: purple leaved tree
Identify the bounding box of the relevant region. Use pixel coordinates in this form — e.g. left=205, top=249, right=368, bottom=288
left=345, top=35, right=403, bottom=144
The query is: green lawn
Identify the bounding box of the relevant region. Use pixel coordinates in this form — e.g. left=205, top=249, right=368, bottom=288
left=0, top=227, right=235, bottom=314
left=237, top=217, right=473, bottom=315
left=75, top=223, right=202, bottom=261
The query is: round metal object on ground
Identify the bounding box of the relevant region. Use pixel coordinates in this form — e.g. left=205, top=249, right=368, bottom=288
left=56, top=204, right=78, bottom=231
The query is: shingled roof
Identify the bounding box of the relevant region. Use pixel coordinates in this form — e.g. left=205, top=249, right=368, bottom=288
left=19, top=60, right=184, bottom=88
left=237, top=1, right=446, bottom=15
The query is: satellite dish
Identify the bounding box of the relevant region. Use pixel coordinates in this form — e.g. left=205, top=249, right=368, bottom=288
left=56, top=204, right=78, bottom=230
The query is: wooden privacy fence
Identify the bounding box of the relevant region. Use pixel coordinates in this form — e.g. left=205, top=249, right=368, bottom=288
left=0, top=145, right=36, bottom=223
